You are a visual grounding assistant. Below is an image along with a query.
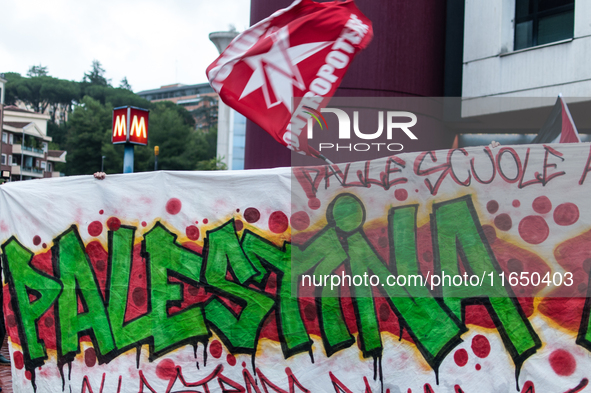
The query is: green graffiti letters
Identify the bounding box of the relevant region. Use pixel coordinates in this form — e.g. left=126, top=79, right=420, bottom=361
left=1, top=194, right=545, bottom=378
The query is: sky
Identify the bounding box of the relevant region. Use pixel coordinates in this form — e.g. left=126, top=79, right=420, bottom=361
left=0, top=0, right=251, bottom=93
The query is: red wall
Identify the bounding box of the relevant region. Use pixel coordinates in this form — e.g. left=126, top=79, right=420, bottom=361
left=245, top=0, right=453, bottom=169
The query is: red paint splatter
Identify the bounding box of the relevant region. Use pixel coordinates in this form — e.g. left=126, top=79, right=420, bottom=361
left=235, top=220, right=244, bottom=231
left=5, top=315, right=16, bottom=328
left=471, top=335, right=490, bottom=358
left=107, top=217, right=121, bottom=231
left=308, top=198, right=321, bottom=210
left=132, top=287, right=146, bottom=307
left=141, top=221, right=147, bottom=227
left=156, top=358, right=177, bottom=379
left=269, top=211, right=289, bottom=233
left=84, top=348, right=96, bottom=367
left=25, top=370, right=32, bottom=380
left=532, top=196, right=552, bottom=214
left=203, top=218, right=209, bottom=224
left=227, top=354, right=236, bottom=366
left=513, top=200, right=521, bottom=208
left=99, top=210, right=104, bottom=215
left=494, top=214, right=512, bottom=231
left=395, top=189, right=408, bottom=201
left=482, top=225, right=497, bottom=244
left=244, top=208, right=260, bottom=223
left=210, top=340, right=223, bottom=358
left=487, top=200, right=499, bottom=214
left=303, top=304, right=316, bottom=321
left=519, top=216, right=549, bottom=244
left=42, top=243, right=47, bottom=249
left=166, top=198, right=182, bottom=215
left=186, top=225, right=200, bottom=241
left=454, top=348, right=468, bottom=367
left=13, top=351, right=24, bottom=369
left=242, top=361, right=246, bottom=368
left=554, top=203, right=579, bottom=226
left=549, top=349, right=576, bottom=376
left=95, top=259, right=106, bottom=272
left=507, top=258, right=523, bottom=273
left=33, top=235, right=41, bottom=246
left=291, top=211, right=310, bottom=231
left=236, top=208, right=240, bottom=213
left=88, top=221, right=103, bottom=237
left=475, top=364, right=481, bottom=371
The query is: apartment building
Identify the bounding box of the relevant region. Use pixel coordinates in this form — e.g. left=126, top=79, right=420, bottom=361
left=1, top=106, right=66, bottom=181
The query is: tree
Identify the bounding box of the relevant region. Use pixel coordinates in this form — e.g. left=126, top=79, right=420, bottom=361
left=64, top=96, right=112, bottom=175
left=119, top=77, right=132, bottom=91
left=83, top=60, right=109, bottom=86
left=4, top=72, right=79, bottom=120
left=27, top=64, right=48, bottom=77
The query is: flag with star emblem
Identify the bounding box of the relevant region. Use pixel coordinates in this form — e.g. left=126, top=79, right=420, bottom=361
left=206, top=0, right=373, bottom=155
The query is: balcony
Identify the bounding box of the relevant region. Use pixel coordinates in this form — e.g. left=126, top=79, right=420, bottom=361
left=11, top=165, right=44, bottom=178
left=12, top=144, right=45, bottom=159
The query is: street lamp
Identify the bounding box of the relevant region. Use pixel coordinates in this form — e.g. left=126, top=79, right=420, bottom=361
left=101, top=156, right=106, bottom=172
left=154, top=146, right=159, bottom=171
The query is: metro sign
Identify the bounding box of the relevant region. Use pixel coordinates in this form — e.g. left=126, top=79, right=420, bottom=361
left=112, top=106, right=149, bottom=145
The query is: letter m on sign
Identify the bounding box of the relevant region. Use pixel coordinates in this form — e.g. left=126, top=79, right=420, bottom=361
left=129, top=107, right=149, bottom=145
left=112, top=106, right=149, bottom=145
left=112, top=107, right=128, bottom=144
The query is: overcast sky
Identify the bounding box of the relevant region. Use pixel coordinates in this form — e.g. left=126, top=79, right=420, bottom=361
left=0, top=0, right=251, bottom=92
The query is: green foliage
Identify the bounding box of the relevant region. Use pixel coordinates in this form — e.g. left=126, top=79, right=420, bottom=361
left=5, top=72, right=80, bottom=121
left=82, top=60, right=109, bottom=86
left=27, top=64, right=48, bottom=77
left=64, top=96, right=113, bottom=175
left=196, top=156, right=227, bottom=170
left=4, top=61, right=218, bottom=175
left=119, top=77, right=132, bottom=91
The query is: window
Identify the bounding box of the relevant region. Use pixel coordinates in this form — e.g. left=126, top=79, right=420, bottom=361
left=515, top=0, right=575, bottom=50
left=9, top=134, right=13, bottom=145
left=1, top=154, right=5, bottom=165
left=47, top=162, right=52, bottom=172
left=8, top=155, right=12, bottom=166
left=1, top=133, right=6, bottom=144
left=41, top=161, right=46, bottom=170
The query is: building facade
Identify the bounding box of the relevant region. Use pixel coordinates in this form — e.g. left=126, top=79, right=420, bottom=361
left=463, top=0, right=585, bottom=103
left=137, top=82, right=247, bottom=170
left=1, top=106, right=66, bottom=181
left=137, top=83, right=218, bottom=116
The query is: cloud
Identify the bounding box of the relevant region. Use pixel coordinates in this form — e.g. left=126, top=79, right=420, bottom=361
left=0, top=0, right=251, bottom=92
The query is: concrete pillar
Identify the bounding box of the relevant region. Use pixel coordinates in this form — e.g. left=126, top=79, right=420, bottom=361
left=209, top=31, right=239, bottom=170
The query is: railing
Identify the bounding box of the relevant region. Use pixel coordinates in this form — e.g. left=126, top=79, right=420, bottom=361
left=21, top=166, right=44, bottom=174
left=22, top=145, right=44, bottom=154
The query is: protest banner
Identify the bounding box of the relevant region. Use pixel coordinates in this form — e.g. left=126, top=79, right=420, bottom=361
left=1, top=143, right=591, bottom=392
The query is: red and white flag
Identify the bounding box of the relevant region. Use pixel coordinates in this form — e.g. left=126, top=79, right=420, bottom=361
left=206, top=0, right=373, bottom=155
left=531, top=95, right=581, bottom=144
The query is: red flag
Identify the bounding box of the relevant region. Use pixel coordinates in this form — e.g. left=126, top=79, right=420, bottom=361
left=206, top=0, right=373, bottom=155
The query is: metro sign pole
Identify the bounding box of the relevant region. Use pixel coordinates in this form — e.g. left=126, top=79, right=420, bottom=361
left=112, top=106, right=149, bottom=173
